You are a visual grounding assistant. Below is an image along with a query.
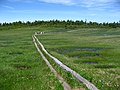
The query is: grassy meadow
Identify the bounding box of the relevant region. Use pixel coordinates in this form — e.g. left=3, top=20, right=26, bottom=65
left=0, top=27, right=120, bottom=90
left=0, top=27, right=63, bottom=90
left=37, top=28, right=120, bottom=90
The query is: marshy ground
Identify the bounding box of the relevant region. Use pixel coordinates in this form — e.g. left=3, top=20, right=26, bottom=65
left=0, top=27, right=120, bottom=90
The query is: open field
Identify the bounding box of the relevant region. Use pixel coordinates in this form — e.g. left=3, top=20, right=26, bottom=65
left=0, top=27, right=120, bottom=90
left=0, top=27, right=63, bottom=90
left=37, top=28, right=120, bottom=90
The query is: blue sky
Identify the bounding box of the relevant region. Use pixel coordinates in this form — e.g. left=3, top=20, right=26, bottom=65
left=0, top=0, right=120, bottom=23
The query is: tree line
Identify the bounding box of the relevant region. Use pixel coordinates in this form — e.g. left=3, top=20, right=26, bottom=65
left=0, top=20, right=120, bottom=30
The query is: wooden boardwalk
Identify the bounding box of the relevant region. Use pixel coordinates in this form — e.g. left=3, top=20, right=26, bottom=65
left=33, top=33, right=98, bottom=90
left=33, top=35, right=71, bottom=90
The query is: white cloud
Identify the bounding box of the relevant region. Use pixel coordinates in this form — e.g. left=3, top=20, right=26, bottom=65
left=2, top=5, right=14, bottom=9
left=8, top=0, right=22, bottom=2
left=8, top=0, right=35, bottom=3
left=79, top=0, right=116, bottom=7
left=38, top=0, right=75, bottom=5
left=89, top=13, right=97, bottom=16
left=7, top=0, right=118, bottom=10
left=7, top=0, right=117, bottom=7
left=38, top=0, right=116, bottom=7
left=8, top=9, right=77, bottom=14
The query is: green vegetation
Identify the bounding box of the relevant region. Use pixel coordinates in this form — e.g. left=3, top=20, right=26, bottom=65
left=38, top=28, right=120, bottom=90
left=35, top=38, right=87, bottom=89
left=0, top=28, right=63, bottom=90
left=0, top=22, right=120, bottom=90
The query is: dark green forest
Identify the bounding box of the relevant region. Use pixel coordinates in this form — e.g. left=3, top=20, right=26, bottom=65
left=0, top=20, right=120, bottom=30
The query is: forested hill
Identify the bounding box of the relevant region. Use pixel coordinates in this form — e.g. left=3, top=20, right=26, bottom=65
left=0, top=20, right=120, bottom=30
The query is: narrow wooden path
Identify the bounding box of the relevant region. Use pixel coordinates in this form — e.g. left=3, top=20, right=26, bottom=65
left=33, top=33, right=98, bottom=90
left=33, top=35, right=71, bottom=90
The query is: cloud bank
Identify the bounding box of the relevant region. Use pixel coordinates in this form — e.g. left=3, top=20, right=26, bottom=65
left=8, top=0, right=120, bottom=8
left=39, top=0, right=74, bottom=5
left=7, top=0, right=117, bottom=6
left=2, top=5, right=14, bottom=9
left=38, top=0, right=117, bottom=7
left=6, top=0, right=120, bottom=10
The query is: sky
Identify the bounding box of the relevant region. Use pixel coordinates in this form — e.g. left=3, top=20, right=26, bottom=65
left=0, top=0, right=120, bottom=23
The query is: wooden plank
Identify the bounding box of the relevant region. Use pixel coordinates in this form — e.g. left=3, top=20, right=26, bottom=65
left=32, top=36, right=71, bottom=90
left=33, top=35, right=98, bottom=90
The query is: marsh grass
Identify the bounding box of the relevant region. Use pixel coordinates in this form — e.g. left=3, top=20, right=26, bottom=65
left=35, top=38, right=87, bottom=89
left=38, top=28, right=120, bottom=90
left=0, top=28, right=63, bottom=90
